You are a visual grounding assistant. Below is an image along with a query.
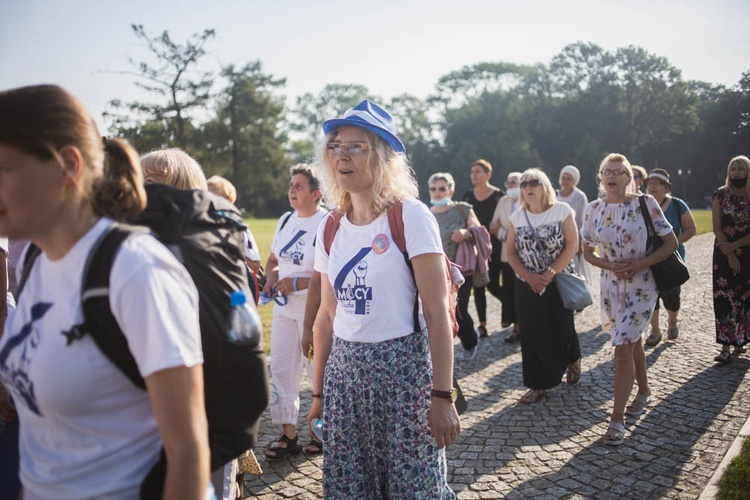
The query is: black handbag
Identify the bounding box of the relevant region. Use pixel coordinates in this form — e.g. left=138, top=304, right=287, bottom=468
left=638, top=196, right=690, bottom=292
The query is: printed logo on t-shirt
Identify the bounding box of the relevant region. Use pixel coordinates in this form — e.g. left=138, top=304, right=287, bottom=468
left=334, top=247, right=373, bottom=315
left=278, top=230, right=307, bottom=266
left=0, top=302, right=54, bottom=416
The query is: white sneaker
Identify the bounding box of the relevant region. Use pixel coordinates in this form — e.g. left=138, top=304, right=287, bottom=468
left=464, top=345, right=478, bottom=360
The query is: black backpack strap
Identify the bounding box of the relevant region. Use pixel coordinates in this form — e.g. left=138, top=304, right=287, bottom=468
left=279, top=211, right=294, bottom=231
left=81, top=224, right=149, bottom=390
left=16, top=243, right=42, bottom=299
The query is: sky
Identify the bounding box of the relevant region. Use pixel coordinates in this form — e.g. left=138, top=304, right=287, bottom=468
left=1, top=0, right=748, bottom=133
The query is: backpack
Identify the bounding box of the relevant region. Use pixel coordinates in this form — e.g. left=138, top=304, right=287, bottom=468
left=18, top=184, right=269, bottom=484
left=323, top=200, right=463, bottom=336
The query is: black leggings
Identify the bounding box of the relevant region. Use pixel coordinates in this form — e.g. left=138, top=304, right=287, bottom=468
left=472, top=242, right=503, bottom=323
left=456, top=279, right=477, bottom=350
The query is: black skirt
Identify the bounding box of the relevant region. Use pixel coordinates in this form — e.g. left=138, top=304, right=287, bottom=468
left=515, top=277, right=580, bottom=390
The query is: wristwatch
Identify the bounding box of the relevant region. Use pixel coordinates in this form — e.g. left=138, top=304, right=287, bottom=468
left=431, top=388, right=458, bottom=402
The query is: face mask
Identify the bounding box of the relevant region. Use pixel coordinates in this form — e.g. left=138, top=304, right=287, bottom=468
left=730, top=177, right=748, bottom=188
left=506, top=187, right=520, bottom=200
left=430, top=197, right=451, bottom=207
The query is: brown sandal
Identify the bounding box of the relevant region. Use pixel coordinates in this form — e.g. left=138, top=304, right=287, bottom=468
left=566, top=359, right=581, bottom=385
left=519, top=389, right=545, bottom=404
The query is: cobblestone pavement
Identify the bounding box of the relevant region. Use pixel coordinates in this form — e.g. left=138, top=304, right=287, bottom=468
left=242, top=234, right=750, bottom=499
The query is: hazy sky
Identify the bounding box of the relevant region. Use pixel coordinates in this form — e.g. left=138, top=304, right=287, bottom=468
left=2, top=0, right=748, bottom=132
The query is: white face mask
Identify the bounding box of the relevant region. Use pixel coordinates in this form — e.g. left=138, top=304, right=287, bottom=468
left=506, top=187, right=520, bottom=200
left=430, top=197, right=451, bottom=207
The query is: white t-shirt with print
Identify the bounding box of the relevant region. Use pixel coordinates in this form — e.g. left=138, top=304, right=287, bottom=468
left=271, top=209, right=327, bottom=296
left=0, top=218, right=203, bottom=499
left=509, top=202, right=575, bottom=275
left=314, top=198, right=443, bottom=343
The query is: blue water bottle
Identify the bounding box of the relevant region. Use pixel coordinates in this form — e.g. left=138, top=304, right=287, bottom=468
left=227, top=291, right=262, bottom=348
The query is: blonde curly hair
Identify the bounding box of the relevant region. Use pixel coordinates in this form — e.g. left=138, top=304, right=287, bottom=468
left=315, top=127, right=418, bottom=215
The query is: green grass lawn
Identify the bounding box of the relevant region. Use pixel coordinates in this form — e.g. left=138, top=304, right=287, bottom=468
left=692, top=209, right=712, bottom=236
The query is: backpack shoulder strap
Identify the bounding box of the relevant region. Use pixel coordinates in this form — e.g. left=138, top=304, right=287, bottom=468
left=386, top=201, right=407, bottom=254
left=81, top=223, right=149, bottom=390
left=279, top=211, right=294, bottom=232
left=323, top=210, right=344, bottom=254
left=386, top=201, right=420, bottom=332
left=672, top=196, right=684, bottom=219
left=16, top=243, right=42, bottom=299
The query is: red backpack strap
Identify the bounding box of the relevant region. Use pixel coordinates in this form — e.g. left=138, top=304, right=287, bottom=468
left=386, top=200, right=406, bottom=253
left=323, top=209, right=344, bottom=254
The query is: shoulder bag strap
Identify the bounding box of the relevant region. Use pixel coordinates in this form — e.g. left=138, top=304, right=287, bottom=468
left=523, top=209, right=552, bottom=268
left=638, top=195, right=658, bottom=253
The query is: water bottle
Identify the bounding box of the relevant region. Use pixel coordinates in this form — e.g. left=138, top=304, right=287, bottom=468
left=227, top=291, right=262, bottom=348
left=311, top=417, right=324, bottom=442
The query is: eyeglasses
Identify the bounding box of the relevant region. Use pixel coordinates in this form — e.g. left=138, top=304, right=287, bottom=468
left=429, top=186, right=448, bottom=192
left=601, top=169, right=629, bottom=177
left=519, top=179, right=540, bottom=189
left=326, top=142, right=368, bottom=155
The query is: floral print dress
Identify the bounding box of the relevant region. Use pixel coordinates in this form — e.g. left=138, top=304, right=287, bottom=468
left=712, top=187, right=750, bottom=346
left=581, top=195, right=673, bottom=345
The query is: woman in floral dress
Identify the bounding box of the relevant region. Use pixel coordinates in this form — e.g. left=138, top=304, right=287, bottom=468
left=581, top=153, right=677, bottom=446
left=711, top=155, right=750, bottom=363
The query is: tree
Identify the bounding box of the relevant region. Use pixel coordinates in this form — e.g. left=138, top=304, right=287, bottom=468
left=199, top=62, right=289, bottom=216
left=105, top=24, right=216, bottom=152
left=289, top=83, right=376, bottom=157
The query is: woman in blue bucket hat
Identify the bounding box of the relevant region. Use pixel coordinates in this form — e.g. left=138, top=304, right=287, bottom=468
left=308, top=100, right=459, bottom=498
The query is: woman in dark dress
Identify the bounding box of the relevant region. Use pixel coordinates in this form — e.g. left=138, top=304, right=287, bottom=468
left=712, top=155, right=750, bottom=363
left=462, top=159, right=504, bottom=337
left=506, top=169, right=581, bottom=404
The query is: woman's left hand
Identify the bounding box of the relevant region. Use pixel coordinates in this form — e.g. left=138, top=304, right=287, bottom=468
left=450, top=229, right=469, bottom=243
left=428, top=399, right=461, bottom=449
left=273, top=277, right=295, bottom=296
left=615, top=260, right=647, bottom=280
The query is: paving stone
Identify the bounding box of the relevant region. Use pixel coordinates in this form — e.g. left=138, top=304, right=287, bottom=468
left=242, top=234, right=750, bottom=498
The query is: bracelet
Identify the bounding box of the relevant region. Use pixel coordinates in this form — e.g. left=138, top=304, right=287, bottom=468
left=293, top=277, right=299, bottom=291
left=311, top=393, right=323, bottom=398
left=547, top=266, right=556, bottom=276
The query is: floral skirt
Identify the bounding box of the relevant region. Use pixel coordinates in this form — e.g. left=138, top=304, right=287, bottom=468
left=713, top=246, right=750, bottom=346
left=322, top=331, right=455, bottom=499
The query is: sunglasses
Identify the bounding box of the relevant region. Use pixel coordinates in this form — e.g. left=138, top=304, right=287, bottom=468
left=601, top=169, right=628, bottom=177
left=429, top=186, right=448, bottom=192
left=520, top=179, right=541, bottom=189
left=633, top=174, right=642, bottom=180
left=325, top=142, right=368, bottom=155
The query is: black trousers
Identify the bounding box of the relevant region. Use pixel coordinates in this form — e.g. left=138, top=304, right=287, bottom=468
left=456, top=279, right=477, bottom=350
left=472, top=237, right=503, bottom=323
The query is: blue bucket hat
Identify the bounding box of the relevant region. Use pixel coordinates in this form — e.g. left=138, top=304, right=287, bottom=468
left=322, top=100, right=406, bottom=153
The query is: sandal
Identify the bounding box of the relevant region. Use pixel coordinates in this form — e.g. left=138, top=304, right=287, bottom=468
left=603, top=421, right=625, bottom=446
left=667, top=326, right=679, bottom=340
left=624, top=390, right=651, bottom=416
left=478, top=325, right=489, bottom=338
left=715, top=350, right=732, bottom=363
left=566, top=359, right=581, bottom=385
left=265, top=434, right=302, bottom=461
left=519, top=389, right=545, bottom=404
left=645, top=330, right=662, bottom=347
left=305, top=438, right=323, bottom=455
left=505, top=326, right=520, bottom=343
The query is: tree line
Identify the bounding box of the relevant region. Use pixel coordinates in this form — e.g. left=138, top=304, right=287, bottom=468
left=107, top=25, right=750, bottom=215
